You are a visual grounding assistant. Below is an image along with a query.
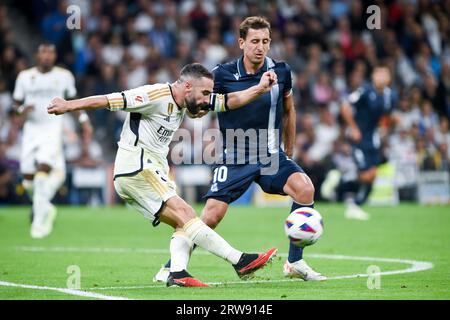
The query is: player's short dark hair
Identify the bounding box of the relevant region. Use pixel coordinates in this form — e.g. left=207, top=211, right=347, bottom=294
left=179, top=63, right=213, bottom=81
left=239, top=16, right=271, bottom=39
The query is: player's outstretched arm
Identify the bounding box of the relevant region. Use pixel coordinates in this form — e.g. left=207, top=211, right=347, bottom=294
left=47, top=95, right=109, bottom=115
left=205, top=71, right=277, bottom=113
left=226, top=70, right=277, bottom=109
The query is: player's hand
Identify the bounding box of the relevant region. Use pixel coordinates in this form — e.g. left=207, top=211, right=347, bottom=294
left=47, top=97, right=69, bottom=115
left=258, top=71, right=278, bottom=93
left=348, top=126, right=362, bottom=143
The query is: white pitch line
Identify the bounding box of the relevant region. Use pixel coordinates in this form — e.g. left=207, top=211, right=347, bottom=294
left=14, top=246, right=170, bottom=255
left=0, top=280, right=131, bottom=300
left=13, top=246, right=434, bottom=291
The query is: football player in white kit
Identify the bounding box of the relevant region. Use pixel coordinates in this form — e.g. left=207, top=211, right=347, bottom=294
left=48, top=63, right=278, bottom=287
left=13, top=43, right=92, bottom=239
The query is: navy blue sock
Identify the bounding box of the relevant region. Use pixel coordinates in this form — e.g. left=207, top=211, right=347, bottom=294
left=164, top=244, right=198, bottom=268
left=288, top=201, right=314, bottom=263
left=355, top=183, right=372, bottom=206
left=336, top=179, right=359, bottom=202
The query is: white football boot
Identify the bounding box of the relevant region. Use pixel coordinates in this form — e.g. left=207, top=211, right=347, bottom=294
left=153, top=265, right=170, bottom=283
left=283, top=259, right=327, bottom=281
left=344, top=202, right=370, bottom=221
left=30, top=205, right=57, bottom=239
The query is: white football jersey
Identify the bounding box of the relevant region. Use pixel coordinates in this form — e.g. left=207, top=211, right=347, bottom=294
left=106, top=83, right=186, bottom=177
left=13, top=66, right=77, bottom=136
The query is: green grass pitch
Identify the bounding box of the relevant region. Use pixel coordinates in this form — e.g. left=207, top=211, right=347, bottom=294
left=0, top=203, right=449, bottom=300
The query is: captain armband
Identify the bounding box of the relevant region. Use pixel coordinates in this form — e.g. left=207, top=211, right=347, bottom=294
left=203, top=93, right=229, bottom=112
left=106, top=92, right=127, bottom=111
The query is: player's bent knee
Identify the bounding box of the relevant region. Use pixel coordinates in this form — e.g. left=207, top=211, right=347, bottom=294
left=201, top=213, right=222, bottom=229
left=201, top=201, right=227, bottom=229
left=37, top=163, right=52, bottom=173
left=296, top=183, right=315, bottom=204
left=287, top=176, right=315, bottom=204
left=23, top=174, right=34, bottom=181
left=164, top=196, right=196, bottom=227
left=360, top=168, right=377, bottom=184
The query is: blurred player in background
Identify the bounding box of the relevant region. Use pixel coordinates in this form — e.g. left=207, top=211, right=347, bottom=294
left=156, top=16, right=326, bottom=282
left=12, top=43, right=92, bottom=238
left=48, top=63, right=278, bottom=287
left=321, top=65, right=397, bottom=220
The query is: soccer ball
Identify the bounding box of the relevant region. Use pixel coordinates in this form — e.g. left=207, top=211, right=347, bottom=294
left=284, top=207, right=324, bottom=247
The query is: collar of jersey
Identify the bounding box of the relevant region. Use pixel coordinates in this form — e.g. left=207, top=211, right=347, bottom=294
left=167, top=83, right=182, bottom=110
left=237, top=56, right=269, bottom=78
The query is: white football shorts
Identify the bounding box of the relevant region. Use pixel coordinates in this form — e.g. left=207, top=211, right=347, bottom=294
left=114, top=151, right=177, bottom=226
left=20, top=134, right=65, bottom=175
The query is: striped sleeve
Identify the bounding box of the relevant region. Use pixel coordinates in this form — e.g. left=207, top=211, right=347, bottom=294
left=106, top=84, right=171, bottom=113
left=106, top=92, right=126, bottom=111
left=283, top=62, right=293, bottom=97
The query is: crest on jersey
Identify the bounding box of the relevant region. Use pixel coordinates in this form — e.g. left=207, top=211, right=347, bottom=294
left=134, top=95, right=143, bottom=103
left=164, top=103, right=174, bottom=122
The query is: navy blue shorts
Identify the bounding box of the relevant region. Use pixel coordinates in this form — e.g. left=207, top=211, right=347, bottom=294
left=352, top=147, right=381, bottom=171
left=204, top=151, right=304, bottom=204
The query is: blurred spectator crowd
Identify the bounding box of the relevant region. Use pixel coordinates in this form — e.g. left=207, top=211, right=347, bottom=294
left=1, top=0, right=449, bottom=203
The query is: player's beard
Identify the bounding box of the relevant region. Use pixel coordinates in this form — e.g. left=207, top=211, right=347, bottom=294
left=185, top=97, right=208, bottom=115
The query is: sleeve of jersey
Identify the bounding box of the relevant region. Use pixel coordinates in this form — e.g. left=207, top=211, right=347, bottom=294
left=106, top=86, right=158, bottom=113
left=283, top=63, right=293, bottom=97
left=65, top=72, right=77, bottom=99
left=343, top=87, right=366, bottom=107
left=388, top=89, right=398, bottom=113
left=13, top=73, right=25, bottom=102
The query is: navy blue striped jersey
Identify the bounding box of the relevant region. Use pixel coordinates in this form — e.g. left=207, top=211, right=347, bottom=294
left=212, top=56, right=292, bottom=162
left=346, top=84, right=397, bottom=150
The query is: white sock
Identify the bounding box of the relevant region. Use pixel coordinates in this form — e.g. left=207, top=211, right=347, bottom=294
left=183, top=218, right=242, bottom=265
left=32, top=172, right=52, bottom=226
left=46, top=170, right=65, bottom=200
left=169, top=231, right=192, bottom=273
left=22, top=179, right=34, bottom=199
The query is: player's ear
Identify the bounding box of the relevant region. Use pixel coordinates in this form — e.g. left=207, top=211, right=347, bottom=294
left=184, top=80, right=193, bottom=93
left=238, top=38, right=245, bottom=50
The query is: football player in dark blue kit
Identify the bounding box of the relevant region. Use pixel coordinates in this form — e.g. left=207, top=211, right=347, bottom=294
left=155, top=16, right=326, bottom=282
left=336, top=66, right=397, bottom=220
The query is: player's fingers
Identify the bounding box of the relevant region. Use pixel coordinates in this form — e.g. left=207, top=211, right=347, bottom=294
left=267, top=71, right=277, bottom=84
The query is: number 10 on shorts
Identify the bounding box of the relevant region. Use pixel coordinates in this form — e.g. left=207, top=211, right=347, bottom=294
left=213, top=166, right=228, bottom=183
